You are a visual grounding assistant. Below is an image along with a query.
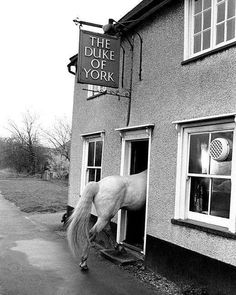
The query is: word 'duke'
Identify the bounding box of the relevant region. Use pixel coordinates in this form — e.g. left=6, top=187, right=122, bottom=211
left=78, top=30, right=120, bottom=88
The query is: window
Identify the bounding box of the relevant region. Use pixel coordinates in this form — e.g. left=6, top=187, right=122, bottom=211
left=80, top=133, right=104, bottom=191
left=87, top=85, right=106, bottom=98
left=86, top=138, right=103, bottom=183
left=174, top=117, right=236, bottom=231
left=184, top=0, right=236, bottom=59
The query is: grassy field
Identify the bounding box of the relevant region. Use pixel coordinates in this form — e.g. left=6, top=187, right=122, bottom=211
left=0, top=170, right=68, bottom=213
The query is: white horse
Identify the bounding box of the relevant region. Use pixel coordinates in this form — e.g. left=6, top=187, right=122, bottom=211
left=67, top=170, right=147, bottom=270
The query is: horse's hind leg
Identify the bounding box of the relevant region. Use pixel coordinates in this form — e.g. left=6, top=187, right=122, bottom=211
left=103, top=223, right=127, bottom=253
left=103, top=222, right=117, bottom=248
left=79, top=230, right=95, bottom=271
left=90, top=217, right=109, bottom=237
left=79, top=217, right=108, bottom=270
left=80, top=244, right=90, bottom=271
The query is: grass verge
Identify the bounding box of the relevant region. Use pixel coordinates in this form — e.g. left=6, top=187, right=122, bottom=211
left=0, top=174, right=68, bottom=213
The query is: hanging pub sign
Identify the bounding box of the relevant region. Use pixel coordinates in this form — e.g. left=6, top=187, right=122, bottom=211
left=77, top=30, right=120, bottom=89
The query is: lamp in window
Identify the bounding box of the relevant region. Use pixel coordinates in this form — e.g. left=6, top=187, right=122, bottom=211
left=201, top=143, right=209, bottom=174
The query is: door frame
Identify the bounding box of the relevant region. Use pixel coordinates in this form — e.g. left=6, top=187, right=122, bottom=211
left=115, top=124, right=154, bottom=254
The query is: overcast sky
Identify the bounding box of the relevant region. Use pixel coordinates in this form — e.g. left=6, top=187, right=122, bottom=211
left=0, top=0, right=141, bottom=137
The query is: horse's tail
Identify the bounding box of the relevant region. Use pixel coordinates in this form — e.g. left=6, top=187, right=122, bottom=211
left=67, top=181, right=99, bottom=257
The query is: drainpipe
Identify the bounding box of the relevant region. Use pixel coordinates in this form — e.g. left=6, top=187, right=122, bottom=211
left=126, top=36, right=134, bottom=126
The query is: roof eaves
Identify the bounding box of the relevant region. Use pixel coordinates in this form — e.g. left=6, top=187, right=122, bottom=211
left=117, top=0, right=173, bottom=32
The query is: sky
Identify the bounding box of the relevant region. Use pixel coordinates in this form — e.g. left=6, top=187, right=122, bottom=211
left=0, top=0, right=141, bottom=138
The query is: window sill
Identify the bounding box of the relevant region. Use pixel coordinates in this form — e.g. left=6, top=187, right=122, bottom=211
left=171, top=218, right=236, bottom=239
left=87, top=90, right=107, bottom=101
left=182, top=41, right=236, bottom=65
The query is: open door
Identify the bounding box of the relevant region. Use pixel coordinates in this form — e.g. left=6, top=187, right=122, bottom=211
left=123, top=140, right=149, bottom=251
left=116, top=124, right=153, bottom=254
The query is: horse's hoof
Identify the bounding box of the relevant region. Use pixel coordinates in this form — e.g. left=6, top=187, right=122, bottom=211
left=79, top=263, right=89, bottom=271
left=115, top=244, right=127, bottom=254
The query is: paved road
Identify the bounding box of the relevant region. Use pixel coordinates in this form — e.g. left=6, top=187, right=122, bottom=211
left=0, top=194, right=160, bottom=295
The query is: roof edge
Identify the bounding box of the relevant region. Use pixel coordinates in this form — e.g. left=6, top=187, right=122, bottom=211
left=117, top=0, right=173, bottom=32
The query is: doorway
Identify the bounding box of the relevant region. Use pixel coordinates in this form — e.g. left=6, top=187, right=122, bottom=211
left=116, top=124, right=153, bottom=254
left=123, top=140, right=149, bottom=251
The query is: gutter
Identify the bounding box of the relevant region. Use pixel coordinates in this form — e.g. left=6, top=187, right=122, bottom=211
left=116, top=0, right=174, bottom=32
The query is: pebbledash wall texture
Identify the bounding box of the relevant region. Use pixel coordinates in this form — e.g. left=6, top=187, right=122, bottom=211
left=68, top=0, right=236, bottom=293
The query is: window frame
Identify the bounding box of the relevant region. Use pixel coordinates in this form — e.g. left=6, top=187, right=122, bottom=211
left=87, top=84, right=107, bottom=98
left=184, top=0, right=236, bottom=60
left=80, top=132, right=104, bottom=192
left=174, top=116, right=236, bottom=232
left=86, top=138, right=103, bottom=182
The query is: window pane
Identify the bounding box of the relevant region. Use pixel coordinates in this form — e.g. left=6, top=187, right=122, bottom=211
left=227, top=18, right=235, bottom=40
left=217, top=2, right=226, bottom=23
left=216, top=23, right=225, bottom=44
left=195, top=0, right=203, bottom=14
left=203, top=9, right=211, bottom=29
left=194, top=14, right=202, bottom=33
left=194, top=34, right=202, bottom=53
left=88, top=142, right=95, bottom=166
left=203, top=29, right=211, bottom=49
left=210, top=178, right=231, bottom=218
left=227, top=0, right=236, bottom=19
left=95, top=141, right=103, bottom=166
left=189, top=177, right=209, bottom=214
left=88, top=168, right=95, bottom=182
left=96, top=169, right=101, bottom=182
left=204, top=0, right=211, bottom=9
left=210, top=131, right=233, bottom=175
left=189, top=133, right=209, bottom=174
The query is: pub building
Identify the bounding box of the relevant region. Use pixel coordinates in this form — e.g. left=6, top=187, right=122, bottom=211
left=67, top=0, right=236, bottom=293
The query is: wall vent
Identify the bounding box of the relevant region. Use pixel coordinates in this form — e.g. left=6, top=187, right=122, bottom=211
left=209, top=138, right=231, bottom=162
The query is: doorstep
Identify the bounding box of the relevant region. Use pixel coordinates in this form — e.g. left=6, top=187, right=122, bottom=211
left=100, top=247, right=143, bottom=266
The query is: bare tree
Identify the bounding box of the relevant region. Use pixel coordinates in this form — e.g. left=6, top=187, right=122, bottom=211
left=42, top=117, right=71, bottom=161
left=7, top=111, right=46, bottom=174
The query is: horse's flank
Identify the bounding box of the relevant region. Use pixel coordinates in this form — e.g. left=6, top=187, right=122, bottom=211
left=94, top=170, right=147, bottom=219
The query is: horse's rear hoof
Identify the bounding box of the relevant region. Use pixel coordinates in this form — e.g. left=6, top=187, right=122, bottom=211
left=79, top=263, right=89, bottom=271
left=80, top=265, right=89, bottom=271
